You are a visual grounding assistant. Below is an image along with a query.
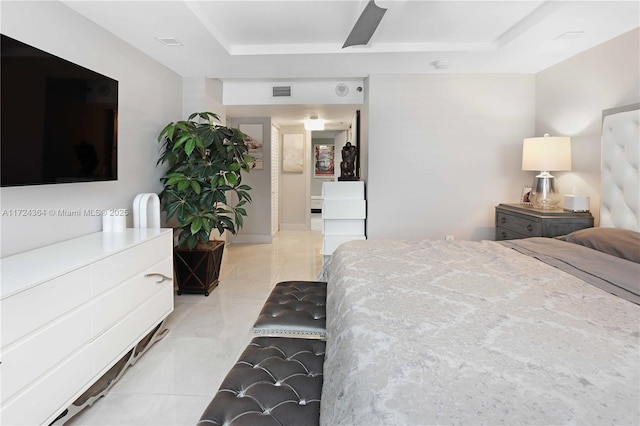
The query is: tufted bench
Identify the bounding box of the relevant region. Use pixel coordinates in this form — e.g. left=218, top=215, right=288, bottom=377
left=197, top=337, right=325, bottom=426
left=253, top=281, right=327, bottom=338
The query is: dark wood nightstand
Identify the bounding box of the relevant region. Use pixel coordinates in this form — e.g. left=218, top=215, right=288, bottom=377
left=495, top=203, right=594, bottom=241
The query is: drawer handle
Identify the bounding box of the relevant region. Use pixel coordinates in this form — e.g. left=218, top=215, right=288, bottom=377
left=527, top=224, right=533, bottom=232
left=145, top=273, right=173, bottom=284
left=501, top=231, right=507, bottom=239
left=500, top=217, right=507, bottom=224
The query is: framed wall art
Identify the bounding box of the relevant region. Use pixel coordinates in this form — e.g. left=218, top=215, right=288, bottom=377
left=314, top=144, right=335, bottom=178
left=239, top=123, right=264, bottom=170
left=282, top=134, right=304, bottom=173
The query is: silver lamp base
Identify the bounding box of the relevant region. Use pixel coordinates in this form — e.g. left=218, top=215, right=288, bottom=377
left=530, top=171, right=561, bottom=209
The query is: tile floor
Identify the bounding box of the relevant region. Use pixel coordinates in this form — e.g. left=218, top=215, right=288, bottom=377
left=67, top=230, right=324, bottom=425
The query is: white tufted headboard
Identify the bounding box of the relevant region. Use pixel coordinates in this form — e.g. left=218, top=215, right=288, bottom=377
left=600, top=103, right=640, bottom=231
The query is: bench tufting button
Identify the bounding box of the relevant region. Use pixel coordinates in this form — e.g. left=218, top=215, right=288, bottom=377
left=299, top=400, right=307, bottom=405
left=274, top=381, right=281, bottom=386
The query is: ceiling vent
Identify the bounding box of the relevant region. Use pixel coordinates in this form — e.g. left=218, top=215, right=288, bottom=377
left=272, top=86, right=292, bottom=97
left=155, top=37, right=183, bottom=46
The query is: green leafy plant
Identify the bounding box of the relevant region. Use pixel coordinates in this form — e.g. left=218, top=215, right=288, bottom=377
left=157, top=112, right=253, bottom=249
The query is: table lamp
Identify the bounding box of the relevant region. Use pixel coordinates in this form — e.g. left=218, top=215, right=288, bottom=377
left=522, top=134, right=571, bottom=209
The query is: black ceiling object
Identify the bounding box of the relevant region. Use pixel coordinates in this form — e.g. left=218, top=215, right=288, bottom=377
left=342, top=0, right=387, bottom=48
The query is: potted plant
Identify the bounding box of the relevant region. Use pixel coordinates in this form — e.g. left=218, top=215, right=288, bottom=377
left=157, top=112, right=253, bottom=296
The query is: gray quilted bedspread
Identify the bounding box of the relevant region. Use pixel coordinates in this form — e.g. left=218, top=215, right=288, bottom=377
left=319, top=239, right=640, bottom=425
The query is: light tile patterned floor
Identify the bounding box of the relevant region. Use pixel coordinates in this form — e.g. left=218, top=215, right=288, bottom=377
left=67, top=230, right=323, bottom=425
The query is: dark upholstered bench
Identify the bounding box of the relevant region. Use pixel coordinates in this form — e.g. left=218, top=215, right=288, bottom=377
left=253, top=281, right=327, bottom=338
left=197, top=337, right=326, bottom=426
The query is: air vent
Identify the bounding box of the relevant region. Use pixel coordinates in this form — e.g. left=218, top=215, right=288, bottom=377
left=156, top=37, right=183, bottom=46
left=272, top=86, right=291, bottom=97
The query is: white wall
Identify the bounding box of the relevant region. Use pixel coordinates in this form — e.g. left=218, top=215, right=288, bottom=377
left=0, top=1, right=182, bottom=257
left=183, top=77, right=225, bottom=122
left=223, top=79, right=364, bottom=106
left=535, top=28, right=640, bottom=225
left=229, top=117, right=273, bottom=243
left=360, top=79, right=370, bottom=184
left=366, top=74, right=536, bottom=241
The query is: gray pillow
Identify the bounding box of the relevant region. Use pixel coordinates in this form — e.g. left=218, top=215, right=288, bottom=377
left=557, top=227, right=640, bottom=263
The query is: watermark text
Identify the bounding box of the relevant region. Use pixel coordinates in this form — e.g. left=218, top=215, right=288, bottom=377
left=2, top=208, right=129, bottom=217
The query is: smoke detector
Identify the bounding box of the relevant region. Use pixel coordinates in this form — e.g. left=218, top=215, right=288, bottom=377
left=335, top=83, right=349, bottom=97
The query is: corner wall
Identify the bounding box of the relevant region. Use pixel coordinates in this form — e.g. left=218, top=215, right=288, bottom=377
left=0, top=1, right=183, bottom=257
left=183, top=77, right=225, bottom=122
left=229, top=117, right=273, bottom=243
left=535, top=28, right=640, bottom=225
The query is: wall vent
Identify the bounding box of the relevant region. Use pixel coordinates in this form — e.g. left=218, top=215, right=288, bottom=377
left=272, top=86, right=292, bottom=97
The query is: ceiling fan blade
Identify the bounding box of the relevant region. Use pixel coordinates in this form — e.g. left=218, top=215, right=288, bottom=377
left=342, top=0, right=387, bottom=48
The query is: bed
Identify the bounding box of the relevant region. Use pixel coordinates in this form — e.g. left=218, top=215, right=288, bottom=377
left=319, top=104, right=640, bottom=425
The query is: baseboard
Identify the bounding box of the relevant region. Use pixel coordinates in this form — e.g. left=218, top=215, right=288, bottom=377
left=231, top=234, right=273, bottom=244
left=280, top=223, right=310, bottom=231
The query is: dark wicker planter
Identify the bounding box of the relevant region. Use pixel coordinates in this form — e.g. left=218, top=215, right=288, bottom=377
left=174, top=240, right=224, bottom=296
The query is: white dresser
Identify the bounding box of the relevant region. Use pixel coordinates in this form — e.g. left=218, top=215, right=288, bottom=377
left=0, top=229, right=174, bottom=425
left=322, top=181, right=366, bottom=255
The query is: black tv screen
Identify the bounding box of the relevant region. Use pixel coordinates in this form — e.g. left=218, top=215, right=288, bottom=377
left=1, top=34, right=118, bottom=187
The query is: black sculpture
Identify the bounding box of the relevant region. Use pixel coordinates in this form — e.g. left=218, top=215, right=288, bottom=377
left=338, top=141, right=358, bottom=181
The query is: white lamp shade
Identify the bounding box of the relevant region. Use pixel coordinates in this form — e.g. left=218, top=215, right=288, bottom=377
left=522, top=136, right=572, bottom=171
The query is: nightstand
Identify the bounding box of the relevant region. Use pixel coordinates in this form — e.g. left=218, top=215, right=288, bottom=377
left=495, top=203, right=594, bottom=241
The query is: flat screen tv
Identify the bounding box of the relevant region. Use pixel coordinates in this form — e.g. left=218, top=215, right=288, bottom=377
left=1, top=34, right=118, bottom=187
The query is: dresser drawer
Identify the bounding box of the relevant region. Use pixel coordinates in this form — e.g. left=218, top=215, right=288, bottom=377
left=1, top=347, right=93, bottom=426
left=322, top=200, right=366, bottom=219
left=496, top=226, right=532, bottom=241
left=496, top=211, right=540, bottom=236
left=91, top=286, right=173, bottom=375
left=91, top=258, right=172, bottom=337
left=1, top=267, right=91, bottom=348
left=1, top=305, right=92, bottom=404
left=323, top=219, right=365, bottom=235
left=91, top=234, right=171, bottom=296
left=322, top=181, right=364, bottom=199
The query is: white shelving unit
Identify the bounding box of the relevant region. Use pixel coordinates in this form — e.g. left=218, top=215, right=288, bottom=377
left=322, top=181, right=366, bottom=255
